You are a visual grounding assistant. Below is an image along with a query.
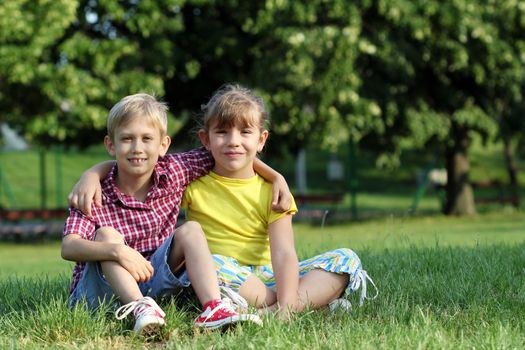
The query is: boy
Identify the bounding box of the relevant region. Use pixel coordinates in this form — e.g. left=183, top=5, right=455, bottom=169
left=62, top=93, right=287, bottom=335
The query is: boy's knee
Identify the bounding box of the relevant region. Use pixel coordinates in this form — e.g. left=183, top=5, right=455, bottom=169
left=179, top=220, right=202, bottom=233
left=94, top=227, right=124, bottom=244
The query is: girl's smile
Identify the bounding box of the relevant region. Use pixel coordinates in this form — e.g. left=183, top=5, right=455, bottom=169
left=199, top=122, right=268, bottom=179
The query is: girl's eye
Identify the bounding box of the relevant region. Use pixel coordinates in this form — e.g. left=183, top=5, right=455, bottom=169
left=242, top=129, right=253, bottom=134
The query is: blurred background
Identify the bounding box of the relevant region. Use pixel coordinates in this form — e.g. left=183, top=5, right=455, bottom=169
left=1, top=0, right=525, bottom=237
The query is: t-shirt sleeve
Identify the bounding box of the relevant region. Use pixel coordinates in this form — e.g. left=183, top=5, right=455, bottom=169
left=268, top=196, right=298, bottom=225
left=63, top=208, right=96, bottom=240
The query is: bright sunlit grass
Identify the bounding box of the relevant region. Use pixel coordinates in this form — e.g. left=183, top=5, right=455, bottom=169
left=1, top=211, right=524, bottom=348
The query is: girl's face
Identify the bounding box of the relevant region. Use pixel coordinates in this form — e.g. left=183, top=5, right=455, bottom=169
left=199, top=120, right=268, bottom=179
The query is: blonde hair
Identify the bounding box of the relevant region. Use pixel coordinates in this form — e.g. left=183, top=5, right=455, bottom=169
left=200, top=84, right=269, bottom=132
left=107, top=93, right=168, bottom=140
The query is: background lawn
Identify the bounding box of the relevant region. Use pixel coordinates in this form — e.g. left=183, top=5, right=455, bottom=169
left=1, top=211, right=524, bottom=349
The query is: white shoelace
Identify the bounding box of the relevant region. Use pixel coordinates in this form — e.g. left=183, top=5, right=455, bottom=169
left=115, top=297, right=165, bottom=320
left=220, top=286, right=248, bottom=311
left=351, top=270, right=379, bottom=306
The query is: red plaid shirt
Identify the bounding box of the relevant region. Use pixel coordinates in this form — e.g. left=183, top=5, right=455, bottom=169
left=63, top=148, right=213, bottom=293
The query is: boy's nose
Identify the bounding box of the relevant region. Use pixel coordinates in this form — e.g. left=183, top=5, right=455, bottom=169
left=131, top=140, right=144, bottom=152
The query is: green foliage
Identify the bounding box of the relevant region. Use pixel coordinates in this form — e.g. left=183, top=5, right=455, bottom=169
left=0, top=0, right=177, bottom=147
left=2, top=0, right=525, bottom=191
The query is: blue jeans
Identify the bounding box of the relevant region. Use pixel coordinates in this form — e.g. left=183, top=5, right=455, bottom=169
left=69, top=233, right=190, bottom=309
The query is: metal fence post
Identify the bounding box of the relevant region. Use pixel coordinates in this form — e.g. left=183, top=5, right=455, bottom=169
left=39, top=149, right=47, bottom=209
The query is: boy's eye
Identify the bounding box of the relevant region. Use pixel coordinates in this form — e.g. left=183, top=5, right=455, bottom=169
left=242, top=129, right=253, bottom=134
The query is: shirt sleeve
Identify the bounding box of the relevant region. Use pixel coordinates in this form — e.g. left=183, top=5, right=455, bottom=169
left=163, top=147, right=213, bottom=186
left=268, top=196, right=298, bottom=225
left=63, top=208, right=97, bottom=240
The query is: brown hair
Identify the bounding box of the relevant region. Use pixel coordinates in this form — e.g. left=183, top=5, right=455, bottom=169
left=200, top=84, right=269, bottom=132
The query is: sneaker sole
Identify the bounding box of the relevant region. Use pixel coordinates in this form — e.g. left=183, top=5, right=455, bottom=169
left=195, top=314, right=263, bottom=329
left=135, top=318, right=166, bottom=336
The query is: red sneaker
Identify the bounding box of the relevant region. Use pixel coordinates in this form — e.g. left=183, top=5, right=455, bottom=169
left=194, top=298, right=262, bottom=329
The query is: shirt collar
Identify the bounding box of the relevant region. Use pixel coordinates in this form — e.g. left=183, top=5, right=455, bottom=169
left=102, top=163, right=168, bottom=204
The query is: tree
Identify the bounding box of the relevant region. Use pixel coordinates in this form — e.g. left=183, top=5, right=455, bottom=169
left=0, top=0, right=79, bottom=144
left=354, top=0, right=525, bottom=215
left=0, top=0, right=174, bottom=147
left=2, top=0, right=523, bottom=217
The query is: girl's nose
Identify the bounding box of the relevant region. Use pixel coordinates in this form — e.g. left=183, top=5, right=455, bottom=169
left=227, top=131, right=241, bottom=145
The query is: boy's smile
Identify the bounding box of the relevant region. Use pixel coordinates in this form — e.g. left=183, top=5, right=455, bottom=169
left=104, top=117, right=170, bottom=194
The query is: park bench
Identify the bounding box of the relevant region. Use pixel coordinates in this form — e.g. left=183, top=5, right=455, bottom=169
left=294, top=193, right=345, bottom=207
left=471, top=180, right=520, bottom=207
left=0, top=207, right=67, bottom=240
left=293, top=192, right=345, bottom=223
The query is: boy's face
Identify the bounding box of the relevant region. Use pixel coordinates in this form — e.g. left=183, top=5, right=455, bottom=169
left=104, top=117, right=170, bottom=182
left=198, top=120, right=268, bottom=179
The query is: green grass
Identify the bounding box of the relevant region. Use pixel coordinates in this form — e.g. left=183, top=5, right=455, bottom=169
left=1, top=211, right=525, bottom=349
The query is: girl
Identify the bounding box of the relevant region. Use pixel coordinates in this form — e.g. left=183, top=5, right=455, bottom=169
left=182, top=84, right=376, bottom=318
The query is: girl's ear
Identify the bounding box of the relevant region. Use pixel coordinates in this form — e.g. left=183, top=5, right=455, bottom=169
left=159, top=135, right=171, bottom=156
left=198, top=129, right=210, bottom=150
left=104, top=135, right=116, bottom=156
left=257, top=130, right=269, bottom=152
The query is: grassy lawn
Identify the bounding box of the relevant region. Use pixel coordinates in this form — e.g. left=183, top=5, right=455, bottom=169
left=1, top=211, right=524, bottom=349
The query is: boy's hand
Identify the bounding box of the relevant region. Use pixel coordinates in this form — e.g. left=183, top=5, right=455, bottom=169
left=116, top=245, right=155, bottom=282
left=68, top=172, right=103, bottom=217
left=271, top=175, right=292, bottom=212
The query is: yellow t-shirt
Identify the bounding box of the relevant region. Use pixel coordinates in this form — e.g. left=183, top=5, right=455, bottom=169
left=182, top=171, right=297, bottom=266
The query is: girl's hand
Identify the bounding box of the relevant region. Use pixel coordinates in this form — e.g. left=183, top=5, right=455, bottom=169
left=259, top=303, right=295, bottom=321
left=271, top=175, right=292, bottom=212
left=68, top=172, right=103, bottom=217
left=276, top=307, right=294, bottom=321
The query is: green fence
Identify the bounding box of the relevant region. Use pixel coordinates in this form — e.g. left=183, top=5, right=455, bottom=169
left=0, top=147, right=110, bottom=209
left=1, top=143, right=517, bottom=219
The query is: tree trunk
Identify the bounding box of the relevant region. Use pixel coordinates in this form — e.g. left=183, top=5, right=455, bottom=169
left=503, top=136, right=520, bottom=207
left=443, top=128, right=476, bottom=215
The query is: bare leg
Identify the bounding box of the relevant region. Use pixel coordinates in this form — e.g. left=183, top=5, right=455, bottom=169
left=96, top=227, right=143, bottom=304
left=238, top=274, right=277, bottom=308
left=168, top=221, right=220, bottom=305
left=297, top=269, right=348, bottom=311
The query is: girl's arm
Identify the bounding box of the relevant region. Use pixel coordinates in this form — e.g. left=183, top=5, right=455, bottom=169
left=268, top=214, right=299, bottom=319
left=253, top=157, right=292, bottom=212
left=68, top=161, right=115, bottom=217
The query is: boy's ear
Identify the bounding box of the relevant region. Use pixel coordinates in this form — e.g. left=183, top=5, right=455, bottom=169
left=198, top=129, right=210, bottom=150
left=257, top=130, right=269, bottom=152
left=159, top=135, right=171, bottom=156
left=104, top=135, right=116, bottom=156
